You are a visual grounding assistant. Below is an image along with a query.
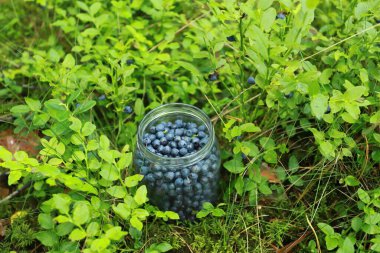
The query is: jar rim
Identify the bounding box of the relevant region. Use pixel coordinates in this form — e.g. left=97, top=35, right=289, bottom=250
left=136, top=103, right=215, bottom=166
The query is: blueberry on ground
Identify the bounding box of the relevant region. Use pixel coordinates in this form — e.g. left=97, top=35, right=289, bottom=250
left=325, top=105, right=331, bottom=114
left=126, top=59, right=135, bottom=65
left=284, top=92, right=294, bottom=99
left=98, top=94, right=106, bottom=101
left=247, top=76, right=255, bottom=84
left=208, top=72, right=218, bottom=81
left=227, top=35, right=236, bottom=42
left=276, top=13, right=286, bottom=20
left=124, top=106, right=133, bottom=114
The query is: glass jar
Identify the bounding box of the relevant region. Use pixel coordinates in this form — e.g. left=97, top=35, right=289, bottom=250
left=134, top=103, right=221, bottom=219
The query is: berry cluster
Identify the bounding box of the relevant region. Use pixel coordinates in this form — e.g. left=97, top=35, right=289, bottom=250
left=135, top=145, right=220, bottom=220
left=142, top=119, right=209, bottom=157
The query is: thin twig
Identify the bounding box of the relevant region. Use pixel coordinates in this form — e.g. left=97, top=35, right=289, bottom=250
left=305, top=214, right=321, bottom=253
left=0, top=182, right=32, bottom=205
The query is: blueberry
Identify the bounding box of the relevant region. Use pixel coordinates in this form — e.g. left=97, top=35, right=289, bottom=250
left=168, top=183, right=175, bottom=190
left=198, top=125, right=206, bottom=131
left=158, top=145, right=165, bottom=154
left=192, top=137, right=200, bottom=147
left=160, top=137, right=168, bottom=146
left=227, top=35, right=236, bottom=42
left=147, top=145, right=156, bottom=153
left=152, top=139, right=160, bottom=149
left=165, top=171, right=175, bottom=181
left=185, top=129, right=193, bottom=137
left=156, top=123, right=165, bottom=132
left=183, top=185, right=192, bottom=193
left=191, top=164, right=201, bottom=173
left=208, top=72, right=218, bottom=81
left=145, top=174, right=155, bottom=182
left=177, top=140, right=187, bottom=148
left=198, top=131, right=206, bottom=138
left=179, top=148, right=188, bottom=156
left=166, top=133, right=174, bottom=141
left=166, top=122, right=173, bottom=128
left=187, top=143, right=194, bottom=152
left=149, top=126, right=156, bottom=134
left=276, top=13, right=286, bottom=20
left=140, top=166, right=149, bottom=175
left=206, top=172, right=214, bottom=179
left=200, top=177, right=209, bottom=184
left=284, top=92, right=294, bottom=99
left=189, top=173, right=198, bottom=180
left=191, top=127, right=198, bottom=134
left=123, top=106, right=133, bottom=114
left=143, top=137, right=151, bottom=145
left=156, top=131, right=164, bottom=138
left=200, top=138, right=208, bottom=147
left=169, top=141, right=177, bottom=148
left=181, top=168, right=190, bottom=177
left=98, top=94, right=106, bottom=101
left=325, top=105, right=331, bottom=114
left=175, top=119, right=183, bottom=127
left=175, top=128, right=184, bottom=136
left=149, top=134, right=156, bottom=141
left=174, top=136, right=181, bottom=142
left=163, top=146, right=171, bottom=155
left=171, top=148, right=179, bottom=157
left=175, top=178, right=184, bottom=186
left=247, top=76, right=255, bottom=84
left=126, top=59, right=135, bottom=65
left=201, top=164, right=209, bottom=174
left=194, top=183, right=202, bottom=192
left=183, top=178, right=191, bottom=186
left=154, top=171, right=163, bottom=179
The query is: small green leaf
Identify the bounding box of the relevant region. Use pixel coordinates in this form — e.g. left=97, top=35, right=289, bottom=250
left=196, top=210, right=210, bottom=218
left=107, top=186, right=127, bottom=198
left=310, top=94, right=329, bottom=119
left=10, top=105, right=30, bottom=114
left=86, top=221, right=100, bottom=237
left=357, top=188, right=370, bottom=204
left=165, top=211, right=179, bottom=220
left=69, top=228, right=86, bottom=241
left=8, top=171, right=22, bottom=185
left=75, top=100, right=96, bottom=115
left=134, top=99, right=145, bottom=116
left=134, top=185, right=148, bottom=205
left=38, top=213, right=54, bottom=229
left=35, top=231, right=58, bottom=247
left=25, top=98, right=41, bottom=111
left=125, top=174, right=144, bottom=187
left=223, top=154, right=245, bottom=174
left=130, top=215, right=143, bottom=230
left=240, top=123, right=261, bottom=133
left=62, top=54, right=75, bottom=68
left=105, top=226, right=128, bottom=241
left=81, top=122, right=96, bottom=136
left=56, top=222, right=74, bottom=236
left=0, top=146, right=13, bottom=162
left=344, top=176, right=360, bottom=187
left=317, top=223, right=334, bottom=235
left=340, top=237, right=355, bottom=253
left=156, top=242, right=173, bottom=252
left=91, top=238, right=110, bottom=251
left=351, top=217, right=363, bottom=232
left=73, top=202, right=90, bottom=225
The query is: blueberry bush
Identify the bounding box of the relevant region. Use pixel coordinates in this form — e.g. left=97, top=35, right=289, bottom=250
left=0, top=0, right=380, bottom=252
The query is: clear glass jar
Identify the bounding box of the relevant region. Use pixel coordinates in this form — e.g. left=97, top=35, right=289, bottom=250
left=134, top=103, right=221, bottom=219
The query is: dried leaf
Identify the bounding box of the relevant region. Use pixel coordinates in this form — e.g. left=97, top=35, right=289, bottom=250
left=0, top=130, right=40, bottom=156
left=260, top=163, right=280, bottom=183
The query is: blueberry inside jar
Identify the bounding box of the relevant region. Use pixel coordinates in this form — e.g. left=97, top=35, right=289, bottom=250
left=134, top=103, right=221, bottom=220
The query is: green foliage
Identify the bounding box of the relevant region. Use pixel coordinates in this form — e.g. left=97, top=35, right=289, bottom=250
left=0, top=0, right=380, bottom=251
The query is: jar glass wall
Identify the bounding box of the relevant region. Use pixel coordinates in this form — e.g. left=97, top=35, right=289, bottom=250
left=134, top=103, right=221, bottom=219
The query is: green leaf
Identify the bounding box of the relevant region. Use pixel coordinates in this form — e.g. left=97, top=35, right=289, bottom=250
left=344, top=176, right=360, bottom=187
left=75, top=100, right=96, bottom=115
left=326, top=234, right=339, bottom=250
left=257, top=0, right=273, bottom=10
left=105, top=226, right=128, bottom=241
left=91, top=238, right=110, bottom=251
left=69, top=117, right=82, bottom=132
left=340, top=237, right=355, bottom=253
left=319, top=141, right=335, bottom=159
left=44, top=99, right=70, bottom=122
left=370, top=111, right=380, bottom=124
left=263, top=150, right=277, bottom=164
left=86, top=221, right=100, bottom=237
left=89, top=2, right=101, bottom=15
left=317, top=223, right=334, bottom=235
left=211, top=208, right=226, bottom=217
left=56, top=222, right=74, bottom=236
left=310, top=94, right=328, bottom=119
left=69, top=228, right=86, bottom=241
left=107, top=186, right=127, bottom=198
left=0, top=146, right=13, bottom=162
left=99, top=135, right=110, bottom=150
left=261, top=7, right=276, bottom=31
left=73, top=202, right=90, bottom=225
left=259, top=183, right=273, bottom=195
left=240, top=123, right=261, bottom=133
left=306, top=0, right=320, bottom=9
left=196, top=210, right=210, bottom=218
left=81, top=122, right=96, bottom=136
left=125, top=174, right=144, bottom=187
left=156, top=242, right=173, bottom=252
left=35, top=231, right=58, bottom=247
left=52, top=194, right=71, bottom=214
left=99, top=165, right=119, bottom=181
left=351, top=217, right=363, bottom=232
left=134, top=185, right=148, bottom=205
left=357, top=188, right=370, bottom=204
left=223, top=154, right=245, bottom=174
left=38, top=213, right=54, bottom=229
left=62, top=54, right=75, bottom=68
left=25, top=98, right=41, bottom=111
left=10, top=105, right=30, bottom=114
left=175, top=61, right=201, bottom=76
left=134, top=99, right=145, bottom=116
left=112, top=203, right=131, bottom=220
left=165, top=211, right=179, bottom=220
left=130, top=215, right=143, bottom=230
left=8, top=171, right=22, bottom=185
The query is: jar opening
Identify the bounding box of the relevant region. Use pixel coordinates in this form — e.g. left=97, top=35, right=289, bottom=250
left=137, top=103, right=215, bottom=166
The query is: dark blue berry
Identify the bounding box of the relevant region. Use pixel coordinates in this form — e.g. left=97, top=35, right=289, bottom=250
left=152, top=139, right=160, bottom=149
left=143, top=137, right=151, bottom=145
left=158, top=145, right=165, bottom=154
left=171, top=148, right=179, bottom=157
left=187, top=143, right=194, bottom=152
left=160, top=137, right=168, bottom=146
left=284, top=92, right=294, bottom=99
left=174, top=119, right=183, bottom=127
left=325, top=105, right=331, bottom=114
left=185, top=129, right=193, bottom=137
left=140, top=166, right=149, bottom=175
left=145, top=174, right=155, bottom=182
left=156, top=123, right=165, bottom=131
left=163, top=146, right=171, bottom=155
left=181, top=168, right=190, bottom=177
left=124, top=106, right=133, bottom=114
left=227, top=35, right=236, bottom=42
left=149, top=134, right=156, bottom=141
left=208, top=73, right=218, bottom=81
left=175, top=128, right=184, bottom=136
left=147, top=145, right=156, bottom=153
left=198, top=131, right=206, bottom=138
left=156, top=131, right=164, bottom=138
left=189, top=173, right=198, bottom=180
left=174, top=136, right=181, bottom=142
left=178, top=140, right=187, bottom=148
left=247, top=76, right=255, bottom=84
left=179, top=148, right=188, bottom=156
left=154, top=171, right=163, bottom=179
left=169, top=141, right=177, bottom=148
left=149, top=126, right=156, bottom=133
left=198, top=125, right=206, bottom=131
left=200, top=138, right=208, bottom=147
left=166, top=133, right=174, bottom=141
left=98, top=94, right=106, bottom=101
left=165, top=172, right=175, bottom=181
left=276, top=13, right=286, bottom=20
left=175, top=178, right=184, bottom=186
left=126, top=59, right=135, bottom=65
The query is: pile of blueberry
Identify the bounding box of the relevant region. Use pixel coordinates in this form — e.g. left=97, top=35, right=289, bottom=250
left=142, top=119, right=210, bottom=158
left=135, top=119, right=221, bottom=220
